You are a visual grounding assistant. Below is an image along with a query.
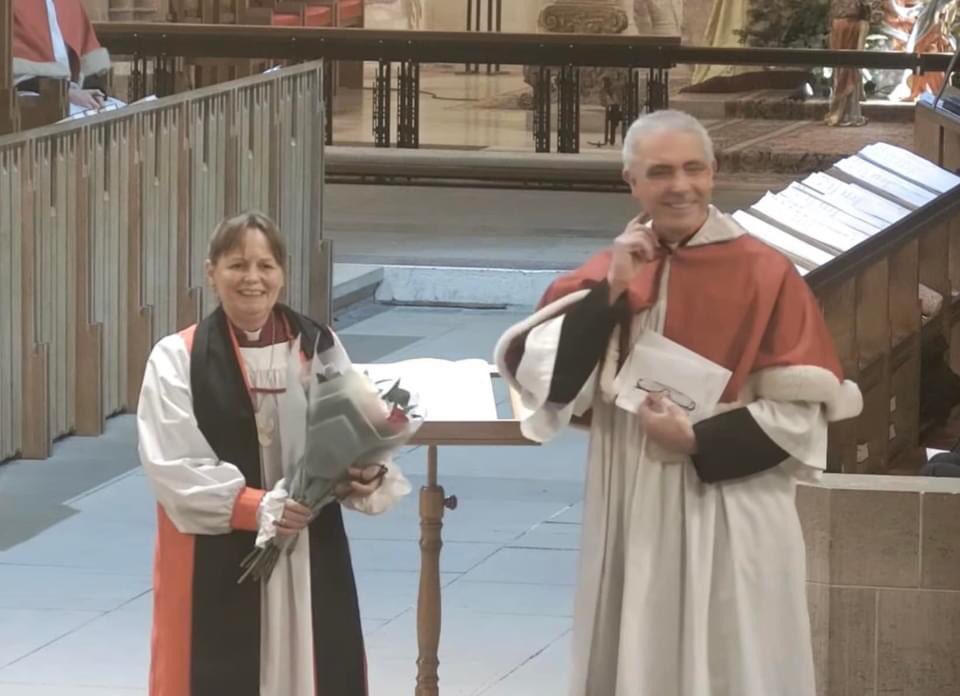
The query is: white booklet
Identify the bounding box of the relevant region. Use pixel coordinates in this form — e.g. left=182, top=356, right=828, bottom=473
left=613, top=330, right=732, bottom=424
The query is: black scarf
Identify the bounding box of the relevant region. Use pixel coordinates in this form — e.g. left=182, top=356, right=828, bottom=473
left=187, top=304, right=366, bottom=695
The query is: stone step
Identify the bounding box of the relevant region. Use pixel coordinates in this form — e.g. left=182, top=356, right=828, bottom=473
left=333, top=263, right=384, bottom=310
left=334, top=262, right=562, bottom=310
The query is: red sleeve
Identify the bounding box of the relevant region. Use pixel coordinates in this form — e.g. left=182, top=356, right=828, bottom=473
left=230, top=487, right=267, bottom=531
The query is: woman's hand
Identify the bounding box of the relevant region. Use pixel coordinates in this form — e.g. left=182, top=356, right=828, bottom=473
left=335, top=464, right=388, bottom=500
left=637, top=393, right=697, bottom=456
left=274, top=499, right=312, bottom=537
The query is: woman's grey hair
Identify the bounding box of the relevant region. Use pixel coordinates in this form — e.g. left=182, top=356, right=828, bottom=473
left=621, top=110, right=715, bottom=175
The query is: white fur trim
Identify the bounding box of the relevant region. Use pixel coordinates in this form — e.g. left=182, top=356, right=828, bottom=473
left=493, top=289, right=590, bottom=394
left=750, top=365, right=863, bottom=422
left=79, top=48, right=111, bottom=81
left=13, top=57, right=70, bottom=81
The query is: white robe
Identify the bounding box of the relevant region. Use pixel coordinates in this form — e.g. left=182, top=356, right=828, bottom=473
left=494, top=211, right=863, bottom=696
left=138, top=327, right=409, bottom=696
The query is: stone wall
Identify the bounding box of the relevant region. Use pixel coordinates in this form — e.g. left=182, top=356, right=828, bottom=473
left=798, top=474, right=960, bottom=696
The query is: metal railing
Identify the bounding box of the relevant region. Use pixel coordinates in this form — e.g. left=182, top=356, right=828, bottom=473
left=92, top=24, right=952, bottom=154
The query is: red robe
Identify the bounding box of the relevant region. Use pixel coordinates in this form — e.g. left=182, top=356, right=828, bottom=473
left=13, top=0, right=111, bottom=84
left=537, top=229, right=845, bottom=404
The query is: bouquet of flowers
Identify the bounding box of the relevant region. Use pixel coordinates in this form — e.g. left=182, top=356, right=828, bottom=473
left=238, top=365, right=422, bottom=584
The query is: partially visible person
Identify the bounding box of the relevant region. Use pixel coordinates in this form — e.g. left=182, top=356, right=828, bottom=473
left=825, top=0, right=871, bottom=127
left=12, top=0, right=125, bottom=116
left=921, top=452, right=960, bottom=476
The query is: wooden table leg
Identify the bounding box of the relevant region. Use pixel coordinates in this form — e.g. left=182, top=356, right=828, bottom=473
left=416, top=445, right=457, bottom=695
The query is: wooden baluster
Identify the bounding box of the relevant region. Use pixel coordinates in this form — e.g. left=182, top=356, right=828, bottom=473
left=416, top=445, right=457, bottom=696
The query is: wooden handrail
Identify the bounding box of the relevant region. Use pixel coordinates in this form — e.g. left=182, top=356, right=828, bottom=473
left=92, top=23, right=952, bottom=72
left=0, top=0, right=16, bottom=135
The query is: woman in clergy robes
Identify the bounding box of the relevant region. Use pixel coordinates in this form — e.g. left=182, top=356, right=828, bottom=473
left=137, top=211, right=410, bottom=696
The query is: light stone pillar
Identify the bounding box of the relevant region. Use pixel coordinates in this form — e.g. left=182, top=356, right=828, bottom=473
left=528, top=1, right=630, bottom=106
left=538, top=0, right=629, bottom=34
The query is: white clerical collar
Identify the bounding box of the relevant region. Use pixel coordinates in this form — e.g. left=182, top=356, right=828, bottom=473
left=243, top=328, right=262, bottom=342
left=682, top=205, right=745, bottom=248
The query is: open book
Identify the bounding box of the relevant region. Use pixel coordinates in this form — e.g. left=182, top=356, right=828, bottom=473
left=356, top=358, right=499, bottom=422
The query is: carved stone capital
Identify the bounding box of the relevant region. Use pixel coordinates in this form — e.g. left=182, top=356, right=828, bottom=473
left=538, top=2, right=630, bottom=35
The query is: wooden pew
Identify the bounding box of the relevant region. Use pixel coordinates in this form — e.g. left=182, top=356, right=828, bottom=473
left=0, top=61, right=330, bottom=463
left=15, top=78, right=69, bottom=129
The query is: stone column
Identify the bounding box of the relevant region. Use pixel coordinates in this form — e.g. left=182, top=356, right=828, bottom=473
left=538, top=0, right=629, bottom=34
left=81, top=0, right=111, bottom=22
left=528, top=1, right=630, bottom=106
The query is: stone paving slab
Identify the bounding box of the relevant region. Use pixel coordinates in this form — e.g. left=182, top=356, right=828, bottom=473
left=0, top=303, right=584, bottom=696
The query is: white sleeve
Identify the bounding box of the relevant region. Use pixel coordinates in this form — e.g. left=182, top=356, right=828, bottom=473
left=137, top=335, right=256, bottom=535
left=512, top=314, right=597, bottom=443
left=341, top=452, right=413, bottom=516
left=746, top=399, right=828, bottom=482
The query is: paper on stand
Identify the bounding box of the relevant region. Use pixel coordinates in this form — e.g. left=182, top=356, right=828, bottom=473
left=751, top=193, right=863, bottom=254
left=780, top=183, right=883, bottom=237
left=358, top=358, right=498, bottom=422
left=834, top=156, right=935, bottom=208
left=859, top=143, right=960, bottom=194
left=803, top=172, right=910, bottom=225
left=732, top=210, right=835, bottom=270
left=613, top=330, right=732, bottom=424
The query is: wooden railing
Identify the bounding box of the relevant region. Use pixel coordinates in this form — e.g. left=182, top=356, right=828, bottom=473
left=0, top=61, right=329, bottom=462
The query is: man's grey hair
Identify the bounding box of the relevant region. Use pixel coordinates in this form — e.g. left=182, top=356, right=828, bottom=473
left=621, top=110, right=715, bottom=175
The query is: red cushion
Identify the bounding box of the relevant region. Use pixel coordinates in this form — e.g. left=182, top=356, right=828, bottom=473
left=303, top=6, right=332, bottom=26
left=338, top=0, right=362, bottom=22
left=270, top=12, right=301, bottom=26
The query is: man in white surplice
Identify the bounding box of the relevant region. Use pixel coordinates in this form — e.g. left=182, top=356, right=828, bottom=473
left=494, top=111, right=862, bottom=696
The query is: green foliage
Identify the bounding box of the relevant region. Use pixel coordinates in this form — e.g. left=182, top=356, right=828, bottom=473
left=736, top=0, right=832, bottom=48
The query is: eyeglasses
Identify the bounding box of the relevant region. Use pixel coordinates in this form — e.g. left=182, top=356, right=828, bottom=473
left=635, top=378, right=696, bottom=412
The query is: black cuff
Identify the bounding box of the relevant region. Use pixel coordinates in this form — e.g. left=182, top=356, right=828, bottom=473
left=547, top=280, right=624, bottom=405
left=691, top=408, right=789, bottom=483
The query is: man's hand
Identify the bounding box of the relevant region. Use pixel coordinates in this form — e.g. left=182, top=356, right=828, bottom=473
left=335, top=464, right=388, bottom=500
left=68, top=88, right=105, bottom=111
left=607, top=217, right=659, bottom=304
left=274, top=499, right=312, bottom=537
left=637, top=393, right=697, bottom=456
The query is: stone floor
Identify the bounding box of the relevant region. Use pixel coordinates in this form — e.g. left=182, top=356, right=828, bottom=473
left=0, top=301, right=587, bottom=696
left=323, top=181, right=784, bottom=269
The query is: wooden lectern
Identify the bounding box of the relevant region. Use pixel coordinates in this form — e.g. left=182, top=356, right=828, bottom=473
left=360, top=359, right=536, bottom=696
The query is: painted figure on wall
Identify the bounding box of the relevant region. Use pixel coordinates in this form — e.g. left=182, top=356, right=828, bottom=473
left=875, top=0, right=958, bottom=101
